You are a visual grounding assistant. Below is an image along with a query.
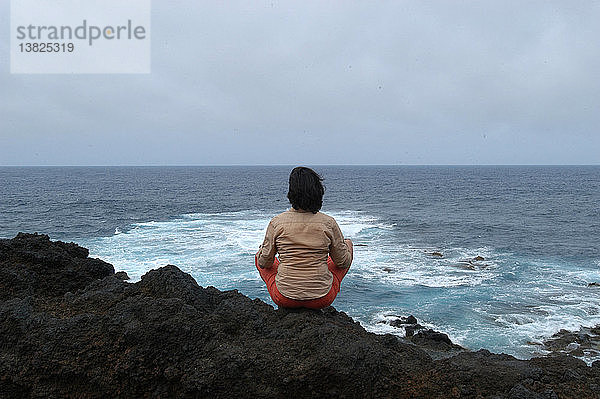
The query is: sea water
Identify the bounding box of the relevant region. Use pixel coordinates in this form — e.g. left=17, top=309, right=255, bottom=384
left=1, top=166, right=599, bottom=361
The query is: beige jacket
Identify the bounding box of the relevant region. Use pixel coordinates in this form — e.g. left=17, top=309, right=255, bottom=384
left=257, top=208, right=352, bottom=300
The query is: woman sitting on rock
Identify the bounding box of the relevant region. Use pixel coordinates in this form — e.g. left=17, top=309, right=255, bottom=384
left=255, top=166, right=353, bottom=309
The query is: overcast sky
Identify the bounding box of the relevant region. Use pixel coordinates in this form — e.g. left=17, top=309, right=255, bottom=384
left=1, top=1, right=599, bottom=165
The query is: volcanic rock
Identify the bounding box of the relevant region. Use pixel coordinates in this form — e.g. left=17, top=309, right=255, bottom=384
left=1, top=233, right=599, bottom=398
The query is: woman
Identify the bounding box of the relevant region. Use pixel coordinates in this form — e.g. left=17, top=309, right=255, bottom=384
left=255, top=167, right=353, bottom=309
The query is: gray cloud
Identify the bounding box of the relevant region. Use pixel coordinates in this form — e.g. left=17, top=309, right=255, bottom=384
left=1, top=0, right=599, bottom=165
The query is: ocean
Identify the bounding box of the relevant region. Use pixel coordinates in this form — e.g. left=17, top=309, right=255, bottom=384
left=1, top=166, right=599, bottom=361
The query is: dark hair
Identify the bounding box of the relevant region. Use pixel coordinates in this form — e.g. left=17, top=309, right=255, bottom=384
left=287, top=167, right=324, bottom=214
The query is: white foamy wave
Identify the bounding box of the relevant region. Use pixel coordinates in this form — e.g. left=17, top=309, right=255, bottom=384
left=490, top=309, right=600, bottom=363
left=83, top=209, right=502, bottom=290
left=330, top=210, right=392, bottom=239
left=81, top=209, right=388, bottom=285
left=83, top=210, right=273, bottom=283
left=350, top=242, right=501, bottom=289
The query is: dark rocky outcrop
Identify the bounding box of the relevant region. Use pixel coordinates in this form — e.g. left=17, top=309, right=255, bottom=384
left=543, top=327, right=600, bottom=359
left=378, top=315, right=465, bottom=359
left=380, top=314, right=430, bottom=338
left=1, top=233, right=600, bottom=398
left=0, top=233, right=114, bottom=300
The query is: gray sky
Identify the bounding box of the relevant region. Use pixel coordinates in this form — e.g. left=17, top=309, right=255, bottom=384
left=1, top=1, right=599, bottom=165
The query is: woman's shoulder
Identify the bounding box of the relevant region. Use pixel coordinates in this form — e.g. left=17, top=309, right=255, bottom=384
left=319, top=213, right=340, bottom=230
left=314, top=211, right=335, bottom=222
left=306, top=210, right=337, bottom=227
left=270, top=209, right=294, bottom=225
left=271, top=209, right=335, bottom=224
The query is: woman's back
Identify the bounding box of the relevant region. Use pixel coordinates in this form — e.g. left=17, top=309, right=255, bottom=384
left=259, top=208, right=351, bottom=300
left=255, top=166, right=353, bottom=309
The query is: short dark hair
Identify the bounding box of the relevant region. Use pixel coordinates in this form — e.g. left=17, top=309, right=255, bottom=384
left=287, top=167, right=324, bottom=214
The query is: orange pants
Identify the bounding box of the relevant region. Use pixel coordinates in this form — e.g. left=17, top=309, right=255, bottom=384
left=255, top=255, right=349, bottom=309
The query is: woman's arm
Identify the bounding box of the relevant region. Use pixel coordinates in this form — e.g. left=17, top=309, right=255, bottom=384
left=344, top=238, right=354, bottom=263
left=329, top=220, right=353, bottom=268
left=256, top=220, right=277, bottom=268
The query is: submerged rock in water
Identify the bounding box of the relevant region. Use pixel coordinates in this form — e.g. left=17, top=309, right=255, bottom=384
left=385, top=314, right=418, bottom=327
left=453, top=261, right=477, bottom=270
left=1, top=233, right=599, bottom=398
left=427, top=251, right=444, bottom=257
left=543, top=326, right=600, bottom=359
left=455, top=256, right=489, bottom=270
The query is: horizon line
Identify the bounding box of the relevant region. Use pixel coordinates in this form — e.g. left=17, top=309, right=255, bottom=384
left=0, top=163, right=599, bottom=167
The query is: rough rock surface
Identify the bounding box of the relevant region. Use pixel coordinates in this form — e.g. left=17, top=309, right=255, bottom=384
left=1, top=233, right=600, bottom=398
